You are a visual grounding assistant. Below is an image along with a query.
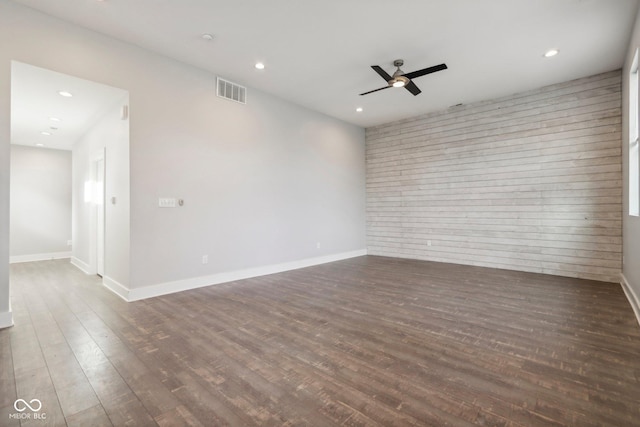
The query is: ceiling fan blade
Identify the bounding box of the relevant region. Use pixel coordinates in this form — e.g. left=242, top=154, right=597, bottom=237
left=360, top=85, right=391, bottom=96
left=403, top=63, right=448, bottom=80
left=405, top=81, right=421, bottom=96
left=371, top=65, right=393, bottom=82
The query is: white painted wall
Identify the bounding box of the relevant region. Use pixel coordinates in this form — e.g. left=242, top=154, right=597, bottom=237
left=10, top=145, right=71, bottom=262
left=0, top=2, right=365, bottom=311
left=0, top=66, right=10, bottom=327
left=71, top=96, right=129, bottom=288
left=130, top=87, right=365, bottom=291
left=622, top=3, right=640, bottom=315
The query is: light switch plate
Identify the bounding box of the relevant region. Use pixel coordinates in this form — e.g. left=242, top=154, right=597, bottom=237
left=159, top=198, right=177, bottom=208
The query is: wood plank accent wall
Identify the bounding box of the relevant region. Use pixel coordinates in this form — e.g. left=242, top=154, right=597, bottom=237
left=366, top=71, right=622, bottom=283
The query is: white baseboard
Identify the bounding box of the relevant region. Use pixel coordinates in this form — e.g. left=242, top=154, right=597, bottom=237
left=70, top=257, right=92, bottom=274
left=10, top=251, right=71, bottom=264
left=621, top=273, right=640, bottom=327
left=102, top=276, right=130, bottom=302
left=0, top=310, right=13, bottom=329
left=123, top=249, right=367, bottom=302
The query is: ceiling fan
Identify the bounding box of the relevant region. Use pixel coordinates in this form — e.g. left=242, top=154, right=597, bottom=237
left=360, top=59, right=447, bottom=96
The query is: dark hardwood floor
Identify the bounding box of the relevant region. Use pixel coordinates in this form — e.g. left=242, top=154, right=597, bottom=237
left=1, top=256, right=639, bottom=426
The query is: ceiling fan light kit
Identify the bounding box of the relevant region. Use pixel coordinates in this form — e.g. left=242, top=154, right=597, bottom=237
left=360, top=59, right=447, bottom=96
left=391, top=76, right=409, bottom=87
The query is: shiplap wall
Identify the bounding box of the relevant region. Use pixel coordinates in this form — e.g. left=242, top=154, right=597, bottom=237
left=366, top=71, right=622, bottom=283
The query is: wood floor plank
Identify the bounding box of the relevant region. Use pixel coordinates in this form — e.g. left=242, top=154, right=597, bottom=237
left=64, top=404, right=112, bottom=427
left=154, top=404, right=204, bottom=427
left=0, top=330, right=19, bottom=426
left=3, top=257, right=640, bottom=426
left=0, top=331, right=16, bottom=408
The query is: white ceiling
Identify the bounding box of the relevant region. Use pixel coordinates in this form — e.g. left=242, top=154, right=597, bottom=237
left=11, top=61, right=128, bottom=151
left=10, top=0, right=640, bottom=128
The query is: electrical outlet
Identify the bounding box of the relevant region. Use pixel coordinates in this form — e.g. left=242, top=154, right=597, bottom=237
left=316, top=242, right=321, bottom=249
left=427, top=240, right=432, bottom=246
left=202, top=255, right=208, bottom=264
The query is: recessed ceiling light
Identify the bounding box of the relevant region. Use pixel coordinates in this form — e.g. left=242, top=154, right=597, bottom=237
left=255, top=62, right=265, bottom=70
left=201, top=33, right=214, bottom=41
left=544, top=49, right=559, bottom=58
left=41, top=131, right=52, bottom=136
left=36, top=143, right=45, bottom=147
left=58, top=91, right=73, bottom=97
left=356, top=107, right=363, bottom=112
left=49, top=117, right=61, bottom=122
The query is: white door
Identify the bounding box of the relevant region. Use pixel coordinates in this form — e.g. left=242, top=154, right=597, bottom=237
left=96, top=157, right=105, bottom=277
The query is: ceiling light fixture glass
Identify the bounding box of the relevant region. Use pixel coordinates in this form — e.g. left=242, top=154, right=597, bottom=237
left=390, top=75, right=410, bottom=88
left=544, top=49, right=559, bottom=58
left=201, top=33, right=214, bottom=41
left=36, top=143, right=44, bottom=147
left=58, top=91, right=73, bottom=97
left=255, top=62, right=265, bottom=70
left=41, top=131, right=51, bottom=136
left=356, top=107, right=363, bottom=112
left=49, top=117, right=61, bottom=122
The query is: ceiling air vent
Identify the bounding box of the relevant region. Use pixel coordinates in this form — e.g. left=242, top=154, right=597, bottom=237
left=217, top=77, right=246, bottom=104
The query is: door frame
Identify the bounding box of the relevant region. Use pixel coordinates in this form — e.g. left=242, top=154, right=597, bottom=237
left=89, top=148, right=105, bottom=278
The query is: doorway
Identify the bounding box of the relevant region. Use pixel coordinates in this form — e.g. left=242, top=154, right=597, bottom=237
left=10, top=61, right=130, bottom=287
